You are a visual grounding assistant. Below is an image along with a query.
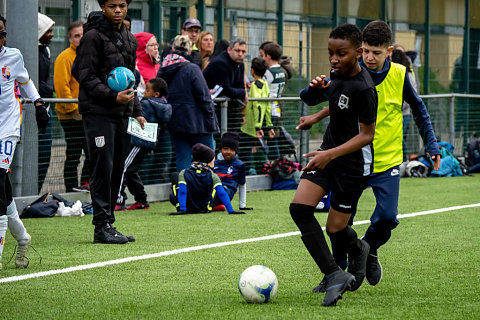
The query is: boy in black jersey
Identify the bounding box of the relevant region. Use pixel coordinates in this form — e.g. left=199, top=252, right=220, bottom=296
left=289, top=24, right=377, bottom=306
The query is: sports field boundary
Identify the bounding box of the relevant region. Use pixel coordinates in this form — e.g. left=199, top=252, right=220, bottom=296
left=1, top=202, right=479, bottom=284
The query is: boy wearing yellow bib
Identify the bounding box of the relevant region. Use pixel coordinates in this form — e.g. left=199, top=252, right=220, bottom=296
left=299, top=21, right=441, bottom=290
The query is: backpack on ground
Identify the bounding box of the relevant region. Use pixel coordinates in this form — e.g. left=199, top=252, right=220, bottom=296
left=262, top=157, right=301, bottom=190
left=466, top=136, right=480, bottom=168
left=429, top=142, right=464, bottom=177
left=20, top=193, right=59, bottom=218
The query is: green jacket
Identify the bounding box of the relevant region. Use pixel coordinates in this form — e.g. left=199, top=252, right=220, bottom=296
left=241, top=79, right=272, bottom=137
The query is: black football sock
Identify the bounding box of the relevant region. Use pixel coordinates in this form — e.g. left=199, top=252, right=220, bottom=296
left=329, top=226, right=362, bottom=257
left=326, top=230, right=348, bottom=270
left=290, top=203, right=338, bottom=275
left=364, top=222, right=393, bottom=255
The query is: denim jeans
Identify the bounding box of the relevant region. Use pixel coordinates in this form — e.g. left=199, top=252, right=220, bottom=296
left=170, top=133, right=215, bottom=172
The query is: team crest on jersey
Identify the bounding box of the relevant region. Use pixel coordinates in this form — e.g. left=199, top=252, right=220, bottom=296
left=338, top=94, right=349, bottom=109
left=2, top=64, right=11, bottom=81
left=227, top=166, right=233, bottom=175
left=95, top=136, right=105, bottom=148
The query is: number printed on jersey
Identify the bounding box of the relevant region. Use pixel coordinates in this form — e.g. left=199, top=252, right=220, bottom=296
left=0, top=139, right=14, bottom=155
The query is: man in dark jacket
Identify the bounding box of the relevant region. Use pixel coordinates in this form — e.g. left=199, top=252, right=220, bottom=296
left=75, top=0, right=146, bottom=244
left=157, top=35, right=219, bottom=172
left=37, top=13, right=55, bottom=193
left=203, top=38, right=248, bottom=132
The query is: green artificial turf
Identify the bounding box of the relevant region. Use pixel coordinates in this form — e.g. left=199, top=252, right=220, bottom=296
left=1, top=174, right=479, bottom=319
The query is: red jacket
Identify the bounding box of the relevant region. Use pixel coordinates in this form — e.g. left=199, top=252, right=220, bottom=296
left=134, top=32, right=159, bottom=83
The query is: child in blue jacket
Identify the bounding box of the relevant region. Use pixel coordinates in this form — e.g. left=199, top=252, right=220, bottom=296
left=213, top=132, right=252, bottom=211
left=116, top=78, right=171, bottom=210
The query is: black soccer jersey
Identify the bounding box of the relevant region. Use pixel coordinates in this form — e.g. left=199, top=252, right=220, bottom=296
left=321, top=67, right=377, bottom=177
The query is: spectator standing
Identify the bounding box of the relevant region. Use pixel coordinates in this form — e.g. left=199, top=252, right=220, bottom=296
left=37, top=12, right=55, bottom=193
left=133, top=32, right=168, bottom=183
left=239, top=57, right=274, bottom=173
left=211, top=39, right=229, bottom=59
left=157, top=35, right=219, bottom=172
left=134, top=32, right=160, bottom=98
left=161, top=18, right=202, bottom=68
left=75, top=1, right=146, bottom=244
left=0, top=14, right=50, bottom=269
left=54, top=20, right=90, bottom=193
left=116, top=78, right=171, bottom=211
left=196, top=30, right=214, bottom=71
left=203, top=38, right=248, bottom=132
left=260, top=41, right=286, bottom=160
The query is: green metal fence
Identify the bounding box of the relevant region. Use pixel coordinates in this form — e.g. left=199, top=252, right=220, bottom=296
left=14, top=93, right=480, bottom=196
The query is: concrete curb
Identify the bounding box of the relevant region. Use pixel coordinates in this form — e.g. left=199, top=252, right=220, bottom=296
left=14, top=175, right=273, bottom=213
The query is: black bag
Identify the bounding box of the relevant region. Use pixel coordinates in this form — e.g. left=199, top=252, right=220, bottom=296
left=20, top=193, right=59, bottom=218
left=466, top=137, right=480, bottom=168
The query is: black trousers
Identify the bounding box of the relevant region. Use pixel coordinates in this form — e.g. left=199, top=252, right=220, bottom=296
left=117, top=145, right=149, bottom=205
left=60, top=119, right=90, bottom=192
left=83, top=114, right=130, bottom=226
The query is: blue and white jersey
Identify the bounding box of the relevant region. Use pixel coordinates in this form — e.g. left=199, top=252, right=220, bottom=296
left=263, top=64, right=286, bottom=118
left=0, top=46, right=39, bottom=138
left=213, top=153, right=246, bottom=193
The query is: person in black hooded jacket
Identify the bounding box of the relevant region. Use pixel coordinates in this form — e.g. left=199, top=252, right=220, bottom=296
left=37, top=13, right=55, bottom=193
left=75, top=0, right=146, bottom=244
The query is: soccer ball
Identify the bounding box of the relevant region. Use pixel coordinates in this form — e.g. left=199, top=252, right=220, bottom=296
left=107, top=67, right=135, bottom=92
left=238, top=265, right=278, bottom=303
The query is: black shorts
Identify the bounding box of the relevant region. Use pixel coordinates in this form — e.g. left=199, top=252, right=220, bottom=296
left=301, top=168, right=367, bottom=214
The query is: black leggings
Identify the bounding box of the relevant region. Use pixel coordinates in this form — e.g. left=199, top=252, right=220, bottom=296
left=0, top=169, right=13, bottom=216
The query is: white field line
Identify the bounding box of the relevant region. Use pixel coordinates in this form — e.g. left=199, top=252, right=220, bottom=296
left=1, top=203, right=479, bottom=284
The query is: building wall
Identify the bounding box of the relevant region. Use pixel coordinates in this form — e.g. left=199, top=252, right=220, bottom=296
left=429, top=34, right=464, bottom=89
left=34, top=0, right=479, bottom=94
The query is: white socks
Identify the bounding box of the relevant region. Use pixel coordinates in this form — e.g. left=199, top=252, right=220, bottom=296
left=6, top=201, right=29, bottom=245
left=0, top=215, right=7, bottom=262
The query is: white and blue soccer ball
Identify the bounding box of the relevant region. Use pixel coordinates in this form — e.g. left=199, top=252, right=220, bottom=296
left=238, top=265, right=278, bottom=303
left=107, top=67, right=135, bottom=92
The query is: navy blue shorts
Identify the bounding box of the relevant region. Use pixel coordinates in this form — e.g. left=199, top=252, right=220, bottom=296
left=301, top=168, right=367, bottom=214
left=366, top=166, right=401, bottom=227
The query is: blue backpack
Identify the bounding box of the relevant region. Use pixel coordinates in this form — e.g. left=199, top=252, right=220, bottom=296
left=429, top=142, right=463, bottom=177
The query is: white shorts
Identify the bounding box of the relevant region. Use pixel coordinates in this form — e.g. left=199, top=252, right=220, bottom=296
left=0, top=136, right=18, bottom=170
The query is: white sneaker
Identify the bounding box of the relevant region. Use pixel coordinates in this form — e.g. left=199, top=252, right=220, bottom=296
left=16, top=233, right=31, bottom=268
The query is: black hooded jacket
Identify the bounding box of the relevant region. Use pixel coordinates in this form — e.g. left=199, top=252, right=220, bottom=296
left=38, top=44, right=53, bottom=98
left=75, top=11, right=141, bottom=117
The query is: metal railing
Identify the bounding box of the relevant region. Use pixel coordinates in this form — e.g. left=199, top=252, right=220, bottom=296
left=15, top=93, right=480, bottom=198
